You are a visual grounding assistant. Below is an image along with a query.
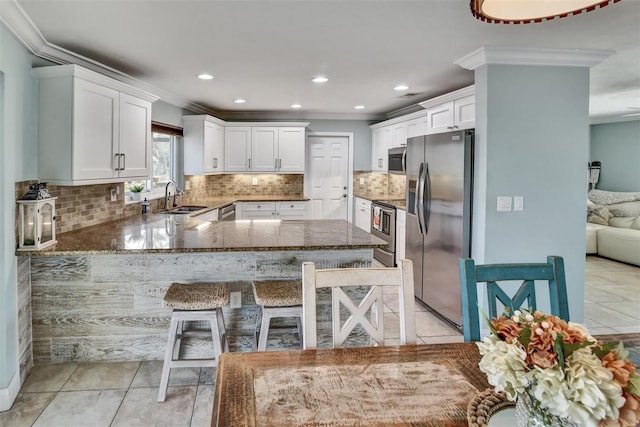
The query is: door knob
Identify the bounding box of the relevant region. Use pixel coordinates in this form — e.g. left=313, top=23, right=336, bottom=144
left=343, top=194, right=347, bottom=198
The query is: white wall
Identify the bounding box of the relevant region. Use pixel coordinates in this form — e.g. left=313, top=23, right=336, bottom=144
left=473, top=64, right=590, bottom=322
left=0, top=23, right=39, bottom=394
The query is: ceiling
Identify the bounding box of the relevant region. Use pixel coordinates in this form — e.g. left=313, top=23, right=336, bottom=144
left=5, top=0, right=640, bottom=123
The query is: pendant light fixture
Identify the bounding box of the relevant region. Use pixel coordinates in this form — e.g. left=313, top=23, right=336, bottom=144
left=470, top=0, right=620, bottom=24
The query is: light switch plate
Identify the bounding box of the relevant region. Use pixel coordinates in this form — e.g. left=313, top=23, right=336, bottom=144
left=110, top=188, right=118, bottom=202
left=185, top=180, right=190, bottom=190
left=514, top=196, right=524, bottom=211
left=230, top=291, right=242, bottom=308
left=497, top=196, right=512, bottom=212
left=251, top=177, right=258, bottom=186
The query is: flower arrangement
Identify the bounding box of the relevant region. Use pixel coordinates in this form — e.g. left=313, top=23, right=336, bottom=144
left=477, top=309, right=640, bottom=427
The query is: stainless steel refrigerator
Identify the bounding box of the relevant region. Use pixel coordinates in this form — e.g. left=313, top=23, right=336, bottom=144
left=405, top=129, right=474, bottom=328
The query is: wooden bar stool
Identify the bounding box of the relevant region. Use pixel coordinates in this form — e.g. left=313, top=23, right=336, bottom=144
left=252, top=280, right=303, bottom=351
left=158, top=282, right=229, bottom=402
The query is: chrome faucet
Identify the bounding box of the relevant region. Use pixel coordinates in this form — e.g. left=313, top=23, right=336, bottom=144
left=164, top=180, right=184, bottom=210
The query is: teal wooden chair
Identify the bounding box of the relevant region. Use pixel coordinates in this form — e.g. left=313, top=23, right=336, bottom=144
left=458, top=255, right=570, bottom=342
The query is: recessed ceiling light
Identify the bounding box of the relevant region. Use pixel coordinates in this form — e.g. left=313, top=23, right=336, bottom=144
left=354, top=105, right=365, bottom=110
left=312, top=76, right=328, bottom=83
left=198, top=74, right=214, bottom=80
left=394, top=84, right=409, bottom=91
left=234, top=98, right=246, bottom=104
left=291, top=104, right=302, bottom=109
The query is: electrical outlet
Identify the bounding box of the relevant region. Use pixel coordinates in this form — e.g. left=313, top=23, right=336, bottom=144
left=230, top=291, right=242, bottom=308
left=185, top=180, right=190, bottom=190
left=359, top=177, right=365, bottom=185
left=251, top=176, right=258, bottom=186
left=110, top=188, right=118, bottom=202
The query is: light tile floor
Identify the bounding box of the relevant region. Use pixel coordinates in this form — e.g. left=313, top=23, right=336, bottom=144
left=2, top=256, right=637, bottom=426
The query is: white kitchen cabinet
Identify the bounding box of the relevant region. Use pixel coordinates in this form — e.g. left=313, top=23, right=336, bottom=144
left=237, top=201, right=309, bottom=219
left=392, top=122, right=408, bottom=148
left=425, top=95, right=475, bottom=134
left=275, top=201, right=309, bottom=219
left=224, top=127, right=252, bottom=172
left=354, top=197, right=372, bottom=232
left=184, top=115, right=225, bottom=174
left=34, top=64, right=157, bottom=185
left=225, top=125, right=307, bottom=173
left=406, top=117, right=426, bottom=138
left=193, top=208, right=219, bottom=222
left=277, top=127, right=306, bottom=172
left=396, top=208, right=406, bottom=265
left=371, top=127, right=392, bottom=172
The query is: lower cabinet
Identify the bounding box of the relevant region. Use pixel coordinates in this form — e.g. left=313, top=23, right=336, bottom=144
left=236, top=201, right=309, bottom=220
left=354, top=197, right=371, bottom=232
left=396, top=209, right=406, bottom=265
left=193, top=208, right=219, bottom=222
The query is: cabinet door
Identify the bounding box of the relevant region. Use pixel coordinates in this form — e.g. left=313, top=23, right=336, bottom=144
left=276, top=201, right=309, bottom=219
left=240, top=202, right=276, bottom=219
left=392, top=123, right=408, bottom=148
left=202, top=122, right=216, bottom=173
left=371, top=127, right=392, bottom=171
left=118, top=92, right=151, bottom=179
left=453, top=95, right=475, bottom=130
left=277, top=127, right=305, bottom=172
left=252, top=127, right=278, bottom=172
left=426, top=101, right=454, bottom=134
left=406, top=117, right=426, bottom=138
left=212, top=123, right=225, bottom=172
left=72, top=79, right=119, bottom=180
left=354, top=197, right=371, bottom=231
left=225, top=127, right=251, bottom=171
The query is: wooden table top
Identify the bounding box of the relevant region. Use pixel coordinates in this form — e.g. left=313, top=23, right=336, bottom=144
left=211, top=333, right=640, bottom=427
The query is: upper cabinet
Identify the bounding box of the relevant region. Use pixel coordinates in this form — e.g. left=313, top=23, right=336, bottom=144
left=34, top=64, right=158, bottom=185
left=224, top=123, right=308, bottom=173
left=371, top=127, right=392, bottom=172
left=420, top=86, right=475, bottom=134
left=184, top=115, right=225, bottom=174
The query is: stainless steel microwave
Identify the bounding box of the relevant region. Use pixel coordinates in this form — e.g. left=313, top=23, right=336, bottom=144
left=388, top=147, right=406, bottom=174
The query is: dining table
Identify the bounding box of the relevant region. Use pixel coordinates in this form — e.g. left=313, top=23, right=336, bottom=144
left=211, top=333, right=640, bottom=427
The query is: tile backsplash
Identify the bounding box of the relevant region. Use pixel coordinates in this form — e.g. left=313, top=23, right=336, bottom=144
left=15, top=174, right=304, bottom=238
left=353, top=172, right=405, bottom=200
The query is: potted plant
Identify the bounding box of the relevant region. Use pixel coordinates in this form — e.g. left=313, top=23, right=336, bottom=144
left=127, top=184, right=145, bottom=201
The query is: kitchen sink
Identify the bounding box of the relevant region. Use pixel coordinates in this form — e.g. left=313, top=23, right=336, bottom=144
left=158, top=206, right=207, bottom=214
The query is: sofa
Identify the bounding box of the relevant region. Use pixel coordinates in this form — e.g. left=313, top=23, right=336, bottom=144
left=586, top=189, right=640, bottom=266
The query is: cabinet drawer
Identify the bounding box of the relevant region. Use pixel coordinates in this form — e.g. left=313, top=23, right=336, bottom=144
left=242, top=202, right=276, bottom=212
left=276, top=201, right=307, bottom=211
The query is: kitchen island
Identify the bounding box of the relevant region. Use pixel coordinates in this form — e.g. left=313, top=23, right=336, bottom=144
left=19, top=216, right=385, bottom=364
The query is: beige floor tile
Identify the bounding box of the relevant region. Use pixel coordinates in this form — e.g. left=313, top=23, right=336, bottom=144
left=420, top=334, right=465, bottom=345
left=130, top=360, right=201, bottom=388
left=199, top=367, right=217, bottom=385
left=606, top=284, right=640, bottom=302
left=190, top=384, right=215, bottom=427
left=111, top=386, right=197, bottom=427
left=601, top=301, right=640, bottom=320
left=414, top=310, right=460, bottom=337
left=61, top=362, right=140, bottom=391
left=584, top=286, right=628, bottom=304
left=21, top=364, right=78, bottom=393
left=583, top=303, right=639, bottom=327
left=32, top=389, right=126, bottom=427
left=0, top=392, right=56, bottom=426
left=613, top=325, right=640, bottom=334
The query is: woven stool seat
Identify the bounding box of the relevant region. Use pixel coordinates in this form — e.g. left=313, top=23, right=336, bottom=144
left=163, top=282, right=229, bottom=310
left=252, top=280, right=302, bottom=307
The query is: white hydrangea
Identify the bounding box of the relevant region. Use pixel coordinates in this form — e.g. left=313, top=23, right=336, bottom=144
left=563, top=349, right=624, bottom=425
left=477, top=335, right=530, bottom=400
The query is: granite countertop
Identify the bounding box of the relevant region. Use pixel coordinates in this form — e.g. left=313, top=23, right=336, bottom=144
left=181, top=195, right=309, bottom=209
left=20, top=214, right=386, bottom=255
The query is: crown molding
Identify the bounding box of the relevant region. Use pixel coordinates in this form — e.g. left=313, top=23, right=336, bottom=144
left=455, top=46, right=614, bottom=70
left=0, top=0, right=209, bottom=113
left=211, top=109, right=385, bottom=122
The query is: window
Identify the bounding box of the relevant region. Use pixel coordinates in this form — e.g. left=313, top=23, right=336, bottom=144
left=126, top=122, right=183, bottom=202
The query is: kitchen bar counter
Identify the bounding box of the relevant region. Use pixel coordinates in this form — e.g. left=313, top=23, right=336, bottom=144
left=19, top=217, right=385, bottom=255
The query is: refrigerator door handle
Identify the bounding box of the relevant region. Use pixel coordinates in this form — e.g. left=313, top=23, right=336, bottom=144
left=424, top=163, right=432, bottom=233
left=417, top=163, right=427, bottom=235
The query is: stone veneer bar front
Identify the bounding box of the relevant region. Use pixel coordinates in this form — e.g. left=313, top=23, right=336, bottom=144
left=18, top=216, right=385, bottom=365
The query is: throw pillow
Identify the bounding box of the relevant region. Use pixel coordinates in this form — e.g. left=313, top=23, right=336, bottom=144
left=607, top=201, right=640, bottom=218
left=587, top=206, right=611, bottom=225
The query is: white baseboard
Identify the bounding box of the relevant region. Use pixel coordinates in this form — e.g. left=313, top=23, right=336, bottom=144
left=0, top=371, right=20, bottom=412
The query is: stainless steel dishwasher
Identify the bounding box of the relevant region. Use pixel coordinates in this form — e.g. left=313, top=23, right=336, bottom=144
left=220, top=203, right=236, bottom=221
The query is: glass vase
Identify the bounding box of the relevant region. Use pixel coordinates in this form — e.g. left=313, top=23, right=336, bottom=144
left=515, top=389, right=577, bottom=427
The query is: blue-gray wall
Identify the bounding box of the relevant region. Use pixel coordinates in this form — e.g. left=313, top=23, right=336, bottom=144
left=474, top=64, right=590, bottom=323
left=152, top=100, right=193, bottom=128
left=306, top=120, right=375, bottom=171
left=590, top=120, right=640, bottom=192
left=0, top=23, right=39, bottom=392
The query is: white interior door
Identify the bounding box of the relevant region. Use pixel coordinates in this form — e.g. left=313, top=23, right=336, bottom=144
left=305, top=134, right=350, bottom=220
